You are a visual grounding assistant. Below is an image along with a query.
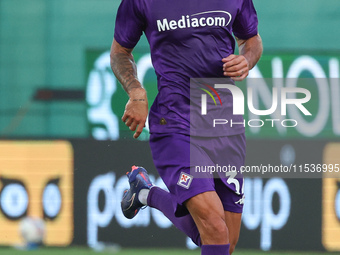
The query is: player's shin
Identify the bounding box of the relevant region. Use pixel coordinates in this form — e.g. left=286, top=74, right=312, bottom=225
left=147, top=186, right=201, bottom=246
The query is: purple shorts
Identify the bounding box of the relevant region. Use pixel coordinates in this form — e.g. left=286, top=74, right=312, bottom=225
left=149, top=133, right=246, bottom=217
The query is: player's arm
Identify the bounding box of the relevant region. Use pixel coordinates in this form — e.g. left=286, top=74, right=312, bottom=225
left=110, top=39, right=148, bottom=139
left=222, top=34, right=263, bottom=81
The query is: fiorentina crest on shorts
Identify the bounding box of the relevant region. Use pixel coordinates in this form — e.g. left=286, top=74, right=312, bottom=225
left=177, top=172, right=193, bottom=189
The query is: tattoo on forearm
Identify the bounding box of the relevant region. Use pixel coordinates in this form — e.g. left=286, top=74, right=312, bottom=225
left=111, top=52, right=141, bottom=93
left=132, top=99, right=146, bottom=101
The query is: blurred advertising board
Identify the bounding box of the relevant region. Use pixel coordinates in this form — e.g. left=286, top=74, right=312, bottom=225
left=0, top=139, right=339, bottom=251
left=0, top=141, right=73, bottom=246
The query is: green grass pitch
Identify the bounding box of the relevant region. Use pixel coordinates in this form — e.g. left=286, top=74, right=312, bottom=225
left=1, top=247, right=340, bottom=255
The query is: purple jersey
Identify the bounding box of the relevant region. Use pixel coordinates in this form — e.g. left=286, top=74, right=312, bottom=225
left=114, top=0, right=258, bottom=136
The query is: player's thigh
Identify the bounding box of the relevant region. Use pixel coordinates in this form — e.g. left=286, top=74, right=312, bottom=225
left=185, top=191, right=229, bottom=244
left=224, top=211, right=242, bottom=253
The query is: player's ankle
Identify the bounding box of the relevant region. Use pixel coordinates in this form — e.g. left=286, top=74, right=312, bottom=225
left=138, top=188, right=150, bottom=205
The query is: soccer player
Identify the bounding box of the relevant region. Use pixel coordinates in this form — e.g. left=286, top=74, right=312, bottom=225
left=111, top=0, right=263, bottom=254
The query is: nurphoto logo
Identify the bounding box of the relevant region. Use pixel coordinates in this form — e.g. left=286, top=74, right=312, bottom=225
left=200, top=83, right=312, bottom=128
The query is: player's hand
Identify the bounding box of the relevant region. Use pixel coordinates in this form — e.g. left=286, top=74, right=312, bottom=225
left=222, top=54, right=250, bottom=81
left=122, top=88, right=148, bottom=139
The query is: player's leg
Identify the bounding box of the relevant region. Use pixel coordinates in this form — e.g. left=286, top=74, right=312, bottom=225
left=147, top=186, right=201, bottom=246
left=185, top=191, right=228, bottom=245
left=147, top=182, right=241, bottom=253
left=120, top=165, right=202, bottom=246
left=213, top=177, right=244, bottom=255
left=185, top=191, right=231, bottom=255
left=148, top=133, right=221, bottom=248
left=224, top=211, right=242, bottom=254
left=123, top=132, right=230, bottom=253
left=198, top=134, right=245, bottom=254
left=121, top=167, right=235, bottom=254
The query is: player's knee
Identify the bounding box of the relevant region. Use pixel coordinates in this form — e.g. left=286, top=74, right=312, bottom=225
left=201, top=215, right=228, bottom=238
left=211, top=218, right=228, bottom=237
